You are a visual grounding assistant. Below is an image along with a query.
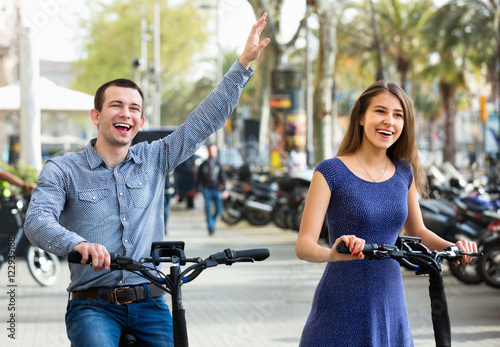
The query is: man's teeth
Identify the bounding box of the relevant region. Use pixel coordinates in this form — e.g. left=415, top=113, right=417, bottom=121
left=115, top=124, right=131, bottom=129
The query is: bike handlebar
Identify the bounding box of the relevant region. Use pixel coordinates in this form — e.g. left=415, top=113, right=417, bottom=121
left=67, top=244, right=269, bottom=347
left=216, top=248, right=270, bottom=263
left=68, top=248, right=270, bottom=268
left=335, top=238, right=481, bottom=273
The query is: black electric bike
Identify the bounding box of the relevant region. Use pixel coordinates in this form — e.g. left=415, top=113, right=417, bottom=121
left=68, top=242, right=270, bottom=347
left=336, top=236, right=481, bottom=347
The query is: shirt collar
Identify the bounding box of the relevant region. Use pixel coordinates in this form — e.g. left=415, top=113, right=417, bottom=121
left=84, top=139, right=142, bottom=169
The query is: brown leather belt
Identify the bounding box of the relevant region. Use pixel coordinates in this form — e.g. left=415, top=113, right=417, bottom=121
left=71, top=283, right=165, bottom=305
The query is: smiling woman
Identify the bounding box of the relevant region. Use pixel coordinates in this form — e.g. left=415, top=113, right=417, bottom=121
left=295, top=80, right=478, bottom=347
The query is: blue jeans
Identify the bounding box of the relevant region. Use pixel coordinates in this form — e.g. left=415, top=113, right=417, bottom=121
left=66, top=285, right=174, bottom=347
left=202, top=188, right=223, bottom=234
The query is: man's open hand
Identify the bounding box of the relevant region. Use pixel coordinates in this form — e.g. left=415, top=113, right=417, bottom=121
left=239, top=13, right=271, bottom=69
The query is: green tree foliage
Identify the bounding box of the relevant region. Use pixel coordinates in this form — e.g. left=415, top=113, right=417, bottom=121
left=71, top=0, right=210, bottom=112
left=161, top=49, right=256, bottom=126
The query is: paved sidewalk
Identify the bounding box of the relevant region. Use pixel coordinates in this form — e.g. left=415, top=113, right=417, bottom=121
left=1, top=197, right=499, bottom=346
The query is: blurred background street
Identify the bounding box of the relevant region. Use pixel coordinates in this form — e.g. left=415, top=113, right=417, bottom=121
left=1, top=2, right=500, bottom=345
left=1, top=196, right=499, bottom=347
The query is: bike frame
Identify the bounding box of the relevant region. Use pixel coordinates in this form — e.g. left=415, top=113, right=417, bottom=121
left=68, top=241, right=269, bottom=347
left=337, top=236, right=481, bottom=347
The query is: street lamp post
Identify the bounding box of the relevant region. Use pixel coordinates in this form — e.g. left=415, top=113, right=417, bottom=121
left=153, top=0, right=161, bottom=128
left=305, top=2, right=314, bottom=168
left=201, top=1, right=224, bottom=149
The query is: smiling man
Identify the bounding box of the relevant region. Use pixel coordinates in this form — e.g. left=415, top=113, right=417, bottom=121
left=24, top=13, right=270, bottom=347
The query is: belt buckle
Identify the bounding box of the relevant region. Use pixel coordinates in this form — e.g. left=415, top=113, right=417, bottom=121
left=110, top=287, right=132, bottom=305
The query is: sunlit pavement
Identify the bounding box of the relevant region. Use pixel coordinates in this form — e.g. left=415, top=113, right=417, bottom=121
left=1, top=196, right=499, bottom=346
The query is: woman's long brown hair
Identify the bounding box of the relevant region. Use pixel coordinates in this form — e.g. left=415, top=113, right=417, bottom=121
left=336, top=80, right=427, bottom=196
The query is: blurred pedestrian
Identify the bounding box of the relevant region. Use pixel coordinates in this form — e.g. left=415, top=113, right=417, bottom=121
left=197, top=144, right=227, bottom=235
left=164, top=171, right=175, bottom=234
left=173, top=155, right=196, bottom=208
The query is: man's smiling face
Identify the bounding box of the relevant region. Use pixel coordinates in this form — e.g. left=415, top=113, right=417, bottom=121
left=91, top=86, right=145, bottom=149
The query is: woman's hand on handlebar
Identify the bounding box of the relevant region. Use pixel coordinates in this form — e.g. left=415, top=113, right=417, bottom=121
left=454, top=240, right=478, bottom=266
left=331, top=235, right=366, bottom=262
left=73, top=242, right=111, bottom=271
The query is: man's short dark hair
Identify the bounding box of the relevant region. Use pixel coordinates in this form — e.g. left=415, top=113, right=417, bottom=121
left=94, top=78, right=144, bottom=116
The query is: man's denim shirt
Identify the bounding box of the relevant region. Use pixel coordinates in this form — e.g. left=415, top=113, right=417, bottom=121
left=24, top=60, right=253, bottom=292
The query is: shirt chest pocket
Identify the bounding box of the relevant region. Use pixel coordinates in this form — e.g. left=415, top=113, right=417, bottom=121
left=125, top=174, right=149, bottom=208
left=77, top=188, right=112, bottom=223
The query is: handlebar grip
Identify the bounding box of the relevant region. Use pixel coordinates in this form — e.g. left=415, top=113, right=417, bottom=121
left=335, top=241, right=379, bottom=255
left=226, top=248, right=270, bottom=261
left=67, top=251, right=117, bottom=264
left=68, top=251, right=86, bottom=264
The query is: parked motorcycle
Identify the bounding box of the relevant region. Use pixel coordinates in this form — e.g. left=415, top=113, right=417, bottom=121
left=0, top=195, right=60, bottom=286
left=272, top=170, right=329, bottom=243
left=420, top=198, right=486, bottom=284
left=477, top=226, right=500, bottom=289
left=221, top=171, right=277, bottom=226
left=272, top=174, right=308, bottom=231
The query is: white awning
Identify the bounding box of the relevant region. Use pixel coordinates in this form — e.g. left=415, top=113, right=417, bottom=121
left=0, top=77, right=93, bottom=112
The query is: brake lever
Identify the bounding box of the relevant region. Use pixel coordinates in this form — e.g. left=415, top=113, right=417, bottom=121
left=111, top=255, right=144, bottom=271
left=224, top=257, right=255, bottom=265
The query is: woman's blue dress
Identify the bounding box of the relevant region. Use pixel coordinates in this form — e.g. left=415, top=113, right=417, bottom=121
left=299, top=158, right=414, bottom=347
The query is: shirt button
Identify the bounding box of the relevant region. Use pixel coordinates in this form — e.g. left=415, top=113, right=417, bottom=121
left=123, top=218, right=126, bottom=221
left=119, top=192, right=123, bottom=196
left=115, top=171, right=118, bottom=174
left=124, top=240, right=128, bottom=243
left=139, top=182, right=142, bottom=186
left=92, top=196, right=96, bottom=200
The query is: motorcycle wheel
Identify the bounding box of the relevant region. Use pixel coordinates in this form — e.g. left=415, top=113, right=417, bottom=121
left=286, top=212, right=298, bottom=230
left=26, top=245, right=60, bottom=287
left=221, top=200, right=243, bottom=225
left=246, top=206, right=272, bottom=226
left=448, top=262, right=483, bottom=285
left=477, top=245, right=500, bottom=289
left=272, top=202, right=289, bottom=229
left=291, top=199, right=306, bottom=231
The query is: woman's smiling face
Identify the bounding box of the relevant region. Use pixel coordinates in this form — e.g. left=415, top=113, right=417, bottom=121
left=359, top=91, right=404, bottom=151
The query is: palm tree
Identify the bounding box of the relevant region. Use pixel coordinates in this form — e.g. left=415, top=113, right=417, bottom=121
left=335, top=0, right=435, bottom=93
left=445, top=0, right=500, bottom=159
left=375, top=0, right=436, bottom=91
left=422, top=2, right=476, bottom=165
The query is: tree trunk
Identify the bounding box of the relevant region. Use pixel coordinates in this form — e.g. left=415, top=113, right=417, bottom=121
left=369, top=0, right=386, bottom=81
left=312, top=1, right=339, bottom=164
left=440, top=81, right=457, bottom=165
left=251, top=41, right=280, bottom=156
left=397, top=57, right=410, bottom=91
left=246, top=0, right=287, bottom=159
